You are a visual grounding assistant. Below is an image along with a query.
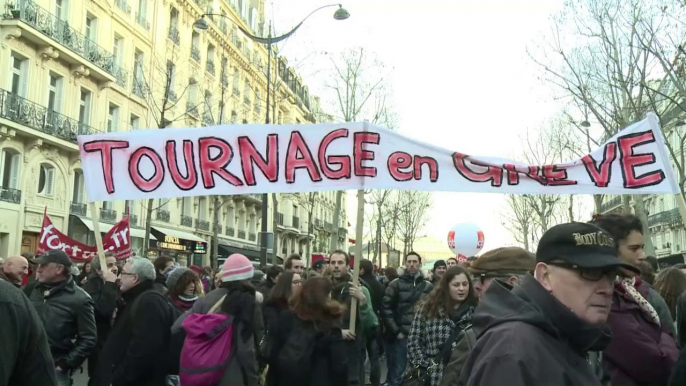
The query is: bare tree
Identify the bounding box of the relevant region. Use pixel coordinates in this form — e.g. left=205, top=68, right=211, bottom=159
left=502, top=195, right=535, bottom=251
left=367, top=189, right=393, bottom=265
left=531, top=0, right=663, bottom=255
left=326, top=47, right=392, bottom=251
left=137, top=48, right=204, bottom=257
left=396, top=191, right=432, bottom=259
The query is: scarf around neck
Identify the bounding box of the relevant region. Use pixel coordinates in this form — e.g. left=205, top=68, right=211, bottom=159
left=619, top=277, right=660, bottom=325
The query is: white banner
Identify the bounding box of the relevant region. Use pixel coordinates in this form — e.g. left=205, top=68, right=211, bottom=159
left=78, top=113, right=679, bottom=202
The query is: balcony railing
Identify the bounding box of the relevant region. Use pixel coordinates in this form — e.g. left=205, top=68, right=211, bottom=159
left=15, top=0, right=117, bottom=76
left=226, top=227, right=235, bottom=237
left=132, top=78, right=145, bottom=98
left=0, top=90, right=100, bottom=143
left=206, top=60, right=215, bottom=75
left=181, top=215, right=192, bottom=227
left=214, top=223, right=222, bottom=233
left=314, top=219, right=323, bottom=229
left=167, top=89, right=177, bottom=103
left=100, top=208, right=117, bottom=222
left=325, top=222, right=334, bottom=232
left=190, top=46, right=201, bottom=62
left=168, top=25, right=180, bottom=45
left=114, top=0, right=131, bottom=14
left=113, top=65, right=128, bottom=88
left=292, top=216, right=300, bottom=229
left=237, top=230, right=246, bottom=239
left=202, top=111, right=214, bottom=126
left=277, top=213, right=284, bottom=226
left=196, top=219, right=210, bottom=231
left=156, top=209, right=170, bottom=222
left=187, top=103, right=199, bottom=119
left=70, top=202, right=86, bottom=216
left=648, top=208, right=683, bottom=227
left=600, top=196, right=622, bottom=213
left=135, top=13, right=150, bottom=30
left=0, top=188, right=21, bottom=204
left=130, top=214, right=138, bottom=225
left=249, top=232, right=257, bottom=242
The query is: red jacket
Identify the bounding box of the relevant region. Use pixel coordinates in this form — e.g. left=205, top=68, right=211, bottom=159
left=603, top=280, right=679, bottom=385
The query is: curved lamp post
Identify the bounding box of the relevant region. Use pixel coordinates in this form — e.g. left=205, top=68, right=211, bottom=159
left=193, top=4, right=349, bottom=269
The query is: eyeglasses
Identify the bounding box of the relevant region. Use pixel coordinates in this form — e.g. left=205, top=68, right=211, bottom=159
left=120, top=272, right=136, bottom=277
left=547, top=262, right=620, bottom=283
left=292, top=280, right=302, bottom=285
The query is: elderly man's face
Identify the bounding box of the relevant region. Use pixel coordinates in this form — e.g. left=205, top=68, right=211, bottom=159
left=537, top=263, right=615, bottom=326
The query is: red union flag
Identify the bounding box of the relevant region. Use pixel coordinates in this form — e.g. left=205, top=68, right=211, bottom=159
left=38, top=213, right=131, bottom=262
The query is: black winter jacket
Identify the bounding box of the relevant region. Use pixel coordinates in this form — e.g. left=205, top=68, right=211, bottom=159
left=381, top=272, right=432, bottom=337
left=0, top=280, right=58, bottom=386
left=361, top=272, right=386, bottom=316
left=93, top=280, right=174, bottom=386
left=25, top=276, right=97, bottom=371
left=460, top=275, right=609, bottom=386
left=81, top=273, right=119, bottom=349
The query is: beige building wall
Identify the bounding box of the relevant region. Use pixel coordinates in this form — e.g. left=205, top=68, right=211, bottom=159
left=0, top=0, right=344, bottom=265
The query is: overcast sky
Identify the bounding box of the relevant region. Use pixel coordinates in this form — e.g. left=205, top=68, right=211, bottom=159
left=266, top=0, right=572, bottom=253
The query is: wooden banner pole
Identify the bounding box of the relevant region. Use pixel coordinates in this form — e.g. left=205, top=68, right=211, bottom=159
left=88, top=202, right=108, bottom=271
left=348, top=189, right=365, bottom=334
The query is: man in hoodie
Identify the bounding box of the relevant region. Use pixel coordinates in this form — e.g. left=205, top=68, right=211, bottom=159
left=381, top=252, right=432, bottom=386
left=461, top=223, right=639, bottom=386
left=329, top=250, right=377, bottom=386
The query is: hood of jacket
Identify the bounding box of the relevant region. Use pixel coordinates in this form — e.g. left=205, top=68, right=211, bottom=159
left=473, top=274, right=610, bottom=354
left=400, top=270, right=426, bottom=284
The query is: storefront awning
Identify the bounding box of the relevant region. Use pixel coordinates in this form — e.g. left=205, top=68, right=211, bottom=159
left=151, top=226, right=208, bottom=243
left=217, top=238, right=281, bottom=263
left=77, top=217, right=155, bottom=240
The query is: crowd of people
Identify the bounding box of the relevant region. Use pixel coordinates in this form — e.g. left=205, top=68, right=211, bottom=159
left=3, top=213, right=686, bottom=385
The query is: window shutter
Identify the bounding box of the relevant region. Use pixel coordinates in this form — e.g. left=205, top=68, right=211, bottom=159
left=9, top=153, right=19, bottom=189
left=46, top=167, right=55, bottom=196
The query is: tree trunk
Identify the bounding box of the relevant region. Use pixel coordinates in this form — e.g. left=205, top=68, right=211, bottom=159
left=523, top=225, right=529, bottom=251
left=271, top=194, right=279, bottom=266
left=632, top=195, right=656, bottom=257
left=143, top=198, right=154, bottom=258
left=594, top=195, right=603, bottom=213
left=568, top=195, right=574, bottom=222
left=330, top=190, right=343, bottom=252
left=622, top=195, right=632, bottom=214
left=306, top=212, right=314, bottom=268
left=212, top=196, right=220, bottom=269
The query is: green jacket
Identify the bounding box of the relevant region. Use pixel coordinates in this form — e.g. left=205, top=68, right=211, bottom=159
left=330, top=273, right=378, bottom=336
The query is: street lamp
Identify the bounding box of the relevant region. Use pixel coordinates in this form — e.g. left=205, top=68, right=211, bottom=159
left=194, top=4, right=349, bottom=269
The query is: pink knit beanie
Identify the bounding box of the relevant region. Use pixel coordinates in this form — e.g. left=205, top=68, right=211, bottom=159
left=221, top=254, right=254, bottom=282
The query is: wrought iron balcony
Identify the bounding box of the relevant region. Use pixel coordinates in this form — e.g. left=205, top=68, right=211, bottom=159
left=70, top=202, right=86, bottom=216
left=600, top=196, right=622, bottom=213
left=156, top=209, right=170, bottom=222
left=168, top=25, right=180, bottom=45
left=202, top=111, right=214, bottom=126
left=187, top=103, right=199, bottom=119
left=325, top=222, right=334, bottom=232
left=226, top=227, right=235, bottom=237
left=648, top=208, right=683, bottom=227
left=196, top=219, right=210, bottom=231
left=100, top=208, right=117, bottom=222
left=190, top=46, right=201, bottom=62
left=130, top=214, right=138, bottom=225
left=0, top=188, right=21, bottom=204
left=113, top=65, right=128, bottom=88
left=214, top=223, right=222, bottom=233
left=292, top=216, right=300, bottom=229
left=314, top=219, right=323, bottom=229
left=206, top=60, right=215, bottom=75
left=167, top=89, right=177, bottom=103
left=181, top=215, right=192, bottom=227
left=132, top=78, right=146, bottom=98
left=249, top=232, right=257, bottom=242
left=0, top=90, right=100, bottom=143
left=238, top=230, right=246, bottom=239
left=135, top=13, right=150, bottom=30
left=114, top=0, right=131, bottom=14
left=14, top=0, right=117, bottom=76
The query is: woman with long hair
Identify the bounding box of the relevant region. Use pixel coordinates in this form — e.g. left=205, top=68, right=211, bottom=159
left=407, top=266, right=477, bottom=386
left=263, top=271, right=302, bottom=328
left=268, top=277, right=348, bottom=386
left=76, top=262, right=92, bottom=286
left=654, top=267, right=686, bottom=320
left=172, top=254, right=264, bottom=386
left=166, top=267, right=204, bottom=312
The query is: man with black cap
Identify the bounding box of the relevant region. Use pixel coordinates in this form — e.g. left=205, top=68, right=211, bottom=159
left=25, top=250, right=96, bottom=386
left=460, top=222, right=638, bottom=386
left=431, top=260, right=447, bottom=285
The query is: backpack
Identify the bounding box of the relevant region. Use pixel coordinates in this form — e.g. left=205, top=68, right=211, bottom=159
left=276, top=318, right=318, bottom=380
left=179, top=295, right=234, bottom=386
left=439, top=325, right=477, bottom=386
left=131, top=290, right=183, bottom=374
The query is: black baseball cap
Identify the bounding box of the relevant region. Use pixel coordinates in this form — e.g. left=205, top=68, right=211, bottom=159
left=32, top=250, right=73, bottom=267
left=536, top=222, right=640, bottom=275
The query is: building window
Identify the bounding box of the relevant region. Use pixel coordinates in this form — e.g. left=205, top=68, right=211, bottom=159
left=1, top=149, right=20, bottom=190
left=166, top=61, right=176, bottom=98
left=72, top=169, right=85, bottom=203
left=10, top=54, right=28, bottom=98
left=108, top=104, right=120, bottom=132
left=125, top=200, right=135, bottom=216
left=38, top=163, right=55, bottom=196
left=85, top=14, right=98, bottom=42
left=78, top=88, right=92, bottom=129
left=198, top=197, right=207, bottom=220
left=54, top=0, right=69, bottom=21
left=130, top=114, right=140, bottom=130
left=47, top=73, right=63, bottom=113
left=232, top=68, right=240, bottom=94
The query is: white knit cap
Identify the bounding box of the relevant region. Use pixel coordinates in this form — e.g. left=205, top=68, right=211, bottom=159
left=221, top=254, right=254, bottom=282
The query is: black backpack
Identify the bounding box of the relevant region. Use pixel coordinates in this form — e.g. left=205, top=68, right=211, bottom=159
left=276, top=318, right=318, bottom=380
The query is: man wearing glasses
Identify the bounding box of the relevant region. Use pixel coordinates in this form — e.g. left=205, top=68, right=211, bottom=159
left=24, top=249, right=96, bottom=386
left=461, top=222, right=638, bottom=386
left=468, top=247, right=536, bottom=299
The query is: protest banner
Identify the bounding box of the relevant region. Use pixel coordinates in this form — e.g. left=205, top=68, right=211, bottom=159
left=77, top=113, right=679, bottom=202
left=38, top=212, right=132, bottom=262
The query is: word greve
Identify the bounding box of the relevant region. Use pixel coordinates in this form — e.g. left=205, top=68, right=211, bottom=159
left=78, top=117, right=679, bottom=202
